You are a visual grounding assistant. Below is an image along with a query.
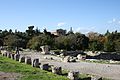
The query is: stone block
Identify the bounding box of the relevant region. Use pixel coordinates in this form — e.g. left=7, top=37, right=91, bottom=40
left=67, top=71, right=79, bottom=80
left=25, top=57, right=31, bottom=64
left=32, top=58, right=39, bottom=68
left=7, top=52, right=11, bottom=58
left=2, top=52, right=7, bottom=57
left=19, top=56, right=25, bottom=63
left=91, top=76, right=102, bottom=80
left=14, top=54, right=20, bottom=61
left=52, top=66, right=62, bottom=75
left=11, top=54, right=15, bottom=60
left=63, top=56, right=70, bottom=62
left=40, top=45, right=50, bottom=54
left=40, top=63, right=49, bottom=71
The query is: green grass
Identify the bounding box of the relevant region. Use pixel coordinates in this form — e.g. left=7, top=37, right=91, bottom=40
left=0, top=55, right=69, bottom=80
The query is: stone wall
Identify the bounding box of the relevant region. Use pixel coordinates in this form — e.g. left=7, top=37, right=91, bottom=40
left=86, top=52, right=120, bottom=61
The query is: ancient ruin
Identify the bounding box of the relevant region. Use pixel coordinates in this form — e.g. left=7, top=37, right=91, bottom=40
left=19, top=56, right=25, bottom=63
left=14, top=54, right=20, bottom=61
left=67, top=71, right=79, bottom=80
left=40, top=45, right=50, bottom=54
left=32, top=58, right=39, bottom=68
left=52, top=66, right=62, bottom=75
left=25, top=57, right=31, bottom=64
left=40, top=63, right=49, bottom=71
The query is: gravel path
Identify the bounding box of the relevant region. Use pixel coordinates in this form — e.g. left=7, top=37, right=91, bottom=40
left=47, top=61, right=120, bottom=80
left=0, top=72, right=21, bottom=80
left=20, top=52, right=120, bottom=80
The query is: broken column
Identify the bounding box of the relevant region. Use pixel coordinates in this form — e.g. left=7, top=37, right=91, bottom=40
left=2, top=52, right=7, bottom=57
left=7, top=52, right=11, bottom=58
left=11, top=54, right=15, bottom=60
left=63, top=56, right=70, bottom=62
left=60, top=50, right=67, bottom=56
left=14, top=54, right=20, bottom=61
left=77, top=54, right=86, bottom=60
left=40, top=63, right=49, bottom=71
left=40, top=45, right=50, bottom=54
left=32, top=58, right=39, bottom=68
left=19, top=56, right=25, bottom=63
left=52, top=66, right=62, bottom=75
left=67, top=71, right=79, bottom=80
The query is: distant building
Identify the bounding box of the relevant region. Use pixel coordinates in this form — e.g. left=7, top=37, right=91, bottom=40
left=51, top=29, right=66, bottom=36
left=67, top=27, right=74, bottom=34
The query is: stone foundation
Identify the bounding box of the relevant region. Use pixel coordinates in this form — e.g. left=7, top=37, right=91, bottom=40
left=14, top=54, right=20, bottom=61
left=32, top=58, right=39, bottom=68
left=19, top=56, right=25, bottom=63
left=25, top=57, right=31, bottom=64
left=67, top=71, right=79, bottom=80
left=40, top=63, right=49, bottom=71
left=52, top=66, right=62, bottom=75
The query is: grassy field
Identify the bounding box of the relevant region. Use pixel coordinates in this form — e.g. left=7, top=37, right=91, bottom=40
left=0, top=55, right=69, bottom=80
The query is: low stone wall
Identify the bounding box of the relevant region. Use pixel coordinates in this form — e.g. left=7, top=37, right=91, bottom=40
left=87, top=52, right=120, bottom=61
left=58, top=50, right=84, bottom=57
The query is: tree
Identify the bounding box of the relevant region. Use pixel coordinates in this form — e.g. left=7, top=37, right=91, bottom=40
left=27, top=36, right=41, bottom=50
left=9, top=29, right=12, bottom=34
left=27, top=34, right=54, bottom=50
left=0, top=38, right=3, bottom=46
left=14, top=31, right=28, bottom=48
left=104, top=40, right=115, bottom=52
left=87, top=32, right=100, bottom=41
left=55, top=34, right=77, bottom=50
left=89, top=40, right=104, bottom=51
left=75, top=33, right=89, bottom=50
left=26, top=26, right=35, bottom=38
left=35, top=27, right=41, bottom=36
left=4, top=34, right=20, bottom=50
left=105, top=30, right=110, bottom=36
left=114, top=40, right=120, bottom=52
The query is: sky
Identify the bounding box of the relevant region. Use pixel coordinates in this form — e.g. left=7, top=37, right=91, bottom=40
left=0, top=0, right=120, bottom=34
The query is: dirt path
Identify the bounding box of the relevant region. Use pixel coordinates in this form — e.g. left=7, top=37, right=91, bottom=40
left=47, top=61, right=120, bottom=80
left=0, top=72, right=21, bottom=80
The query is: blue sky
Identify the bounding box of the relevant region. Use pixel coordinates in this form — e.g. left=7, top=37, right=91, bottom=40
left=0, top=0, right=120, bottom=34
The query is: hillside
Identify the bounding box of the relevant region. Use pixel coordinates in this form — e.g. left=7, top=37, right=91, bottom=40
left=0, top=55, right=68, bottom=80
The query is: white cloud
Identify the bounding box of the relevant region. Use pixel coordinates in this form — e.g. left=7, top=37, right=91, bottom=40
left=57, top=22, right=66, bottom=27
left=112, top=18, right=116, bottom=22
left=107, top=18, right=119, bottom=24
left=118, top=21, right=120, bottom=24
left=75, top=26, right=96, bottom=34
